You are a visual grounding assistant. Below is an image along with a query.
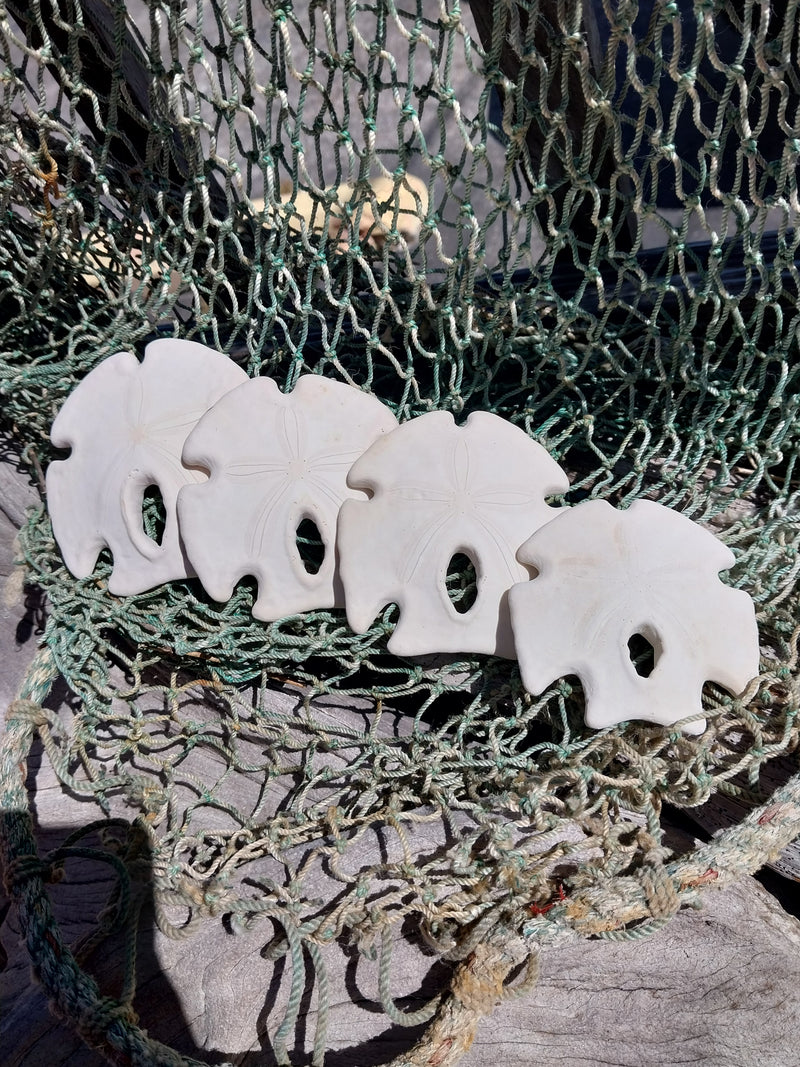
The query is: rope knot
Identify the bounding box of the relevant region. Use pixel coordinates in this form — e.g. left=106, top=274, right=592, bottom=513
left=77, top=995, right=139, bottom=1047
left=6, top=698, right=50, bottom=727
left=639, top=864, right=681, bottom=920
left=3, top=852, right=60, bottom=892
left=451, top=943, right=509, bottom=1015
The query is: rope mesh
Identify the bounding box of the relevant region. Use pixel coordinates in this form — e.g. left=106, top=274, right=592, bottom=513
left=1, top=1, right=799, bottom=1062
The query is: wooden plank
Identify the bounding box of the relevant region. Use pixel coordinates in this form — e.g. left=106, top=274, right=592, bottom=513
left=4, top=830, right=800, bottom=1065
left=3, top=693, right=800, bottom=1066
left=0, top=512, right=42, bottom=715
left=1, top=433, right=798, bottom=1067
left=0, top=458, right=39, bottom=529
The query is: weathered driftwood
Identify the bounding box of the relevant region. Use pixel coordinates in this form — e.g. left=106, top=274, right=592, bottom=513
left=0, top=457, right=39, bottom=529
left=2, top=463, right=800, bottom=1067
left=2, top=654, right=800, bottom=1067
left=0, top=459, right=43, bottom=718
left=3, top=747, right=800, bottom=1067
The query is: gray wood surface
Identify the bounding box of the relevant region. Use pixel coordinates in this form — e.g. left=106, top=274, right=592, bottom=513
left=2, top=462, right=800, bottom=1066
left=3, top=741, right=800, bottom=1067
left=0, top=456, right=40, bottom=529
left=0, top=458, right=41, bottom=715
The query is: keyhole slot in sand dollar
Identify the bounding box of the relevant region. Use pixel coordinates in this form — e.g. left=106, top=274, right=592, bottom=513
left=296, top=516, right=325, bottom=575
left=445, top=551, right=478, bottom=615
left=142, top=483, right=167, bottom=547
left=627, top=628, right=660, bottom=678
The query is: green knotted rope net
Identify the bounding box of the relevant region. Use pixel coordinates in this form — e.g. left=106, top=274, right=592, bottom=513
left=1, top=1, right=799, bottom=1064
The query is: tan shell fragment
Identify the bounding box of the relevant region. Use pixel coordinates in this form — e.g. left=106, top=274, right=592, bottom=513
left=252, top=172, right=428, bottom=250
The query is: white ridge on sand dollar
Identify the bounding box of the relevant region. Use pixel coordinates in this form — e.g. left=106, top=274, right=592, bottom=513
left=177, top=375, right=398, bottom=620
left=337, top=410, right=570, bottom=658
left=508, top=498, right=761, bottom=733
left=46, top=339, right=248, bottom=596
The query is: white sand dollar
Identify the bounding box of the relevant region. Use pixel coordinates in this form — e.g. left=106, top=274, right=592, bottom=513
left=46, top=339, right=248, bottom=596
left=508, top=498, right=761, bottom=733
left=178, top=375, right=398, bottom=620
left=337, top=411, right=570, bottom=658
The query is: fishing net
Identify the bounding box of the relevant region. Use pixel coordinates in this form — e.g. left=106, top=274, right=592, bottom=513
left=1, top=1, right=799, bottom=1063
